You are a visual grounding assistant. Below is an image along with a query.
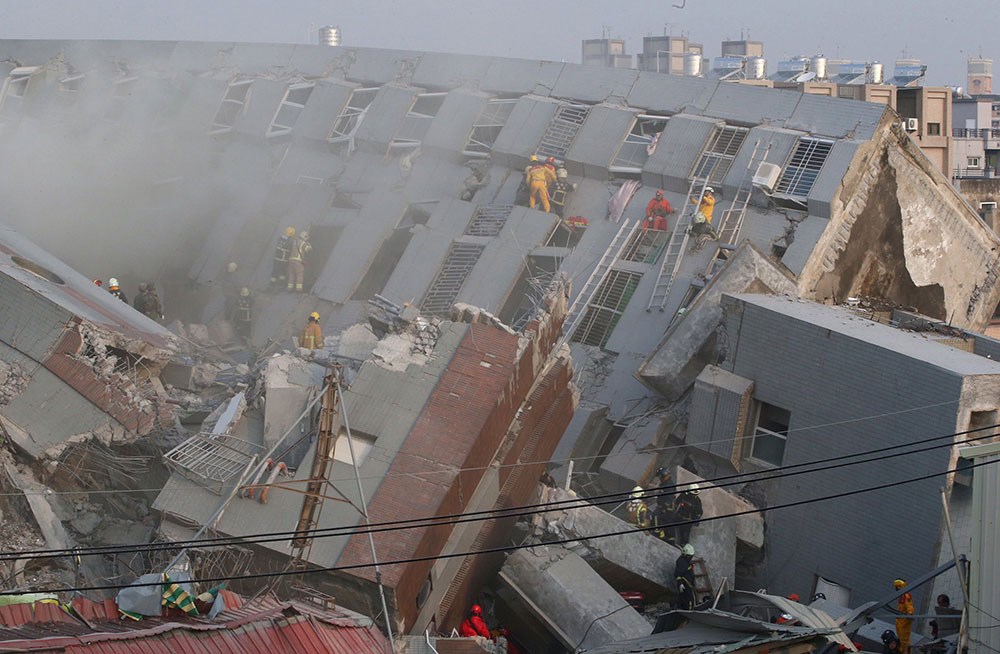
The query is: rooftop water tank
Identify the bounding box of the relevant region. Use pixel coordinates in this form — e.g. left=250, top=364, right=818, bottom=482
left=869, top=62, right=884, bottom=84
left=812, top=56, right=827, bottom=80
left=319, top=26, right=341, bottom=47
left=748, top=57, right=766, bottom=79
left=684, top=52, right=703, bottom=77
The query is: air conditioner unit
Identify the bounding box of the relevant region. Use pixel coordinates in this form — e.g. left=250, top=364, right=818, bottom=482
left=905, top=117, right=920, bottom=132
left=752, top=162, right=782, bottom=193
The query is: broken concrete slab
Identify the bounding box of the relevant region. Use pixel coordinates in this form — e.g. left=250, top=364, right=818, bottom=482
left=499, top=545, right=651, bottom=651
left=263, top=354, right=325, bottom=449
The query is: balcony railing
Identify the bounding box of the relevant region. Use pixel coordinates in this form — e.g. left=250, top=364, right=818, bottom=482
left=953, top=167, right=998, bottom=179
left=953, top=128, right=1000, bottom=138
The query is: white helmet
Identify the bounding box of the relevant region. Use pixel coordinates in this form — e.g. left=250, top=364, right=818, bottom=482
left=704, top=187, right=714, bottom=194
left=682, top=544, right=695, bottom=556
left=108, top=277, right=119, bottom=287
left=687, top=483, right=701, bottom=495
left=629, top=486, right=644, bottom=500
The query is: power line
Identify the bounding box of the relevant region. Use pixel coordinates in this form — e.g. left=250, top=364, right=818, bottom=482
left=0, top=397, right=965, bottom=498
left=2, top=455, right=996, bottom=597
left=2, top=422, right=995, bottom=563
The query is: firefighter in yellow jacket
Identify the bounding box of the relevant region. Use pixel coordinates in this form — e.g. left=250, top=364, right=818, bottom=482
left=525, top=155, right=557, bottom=212
left=299, top=312, right=323, bottom=350
left=287, top=231, right=312, bottom=292
left=894, top=579, right=914, bottom=654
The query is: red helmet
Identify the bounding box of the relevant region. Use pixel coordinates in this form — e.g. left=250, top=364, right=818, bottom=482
left=471, top=604, right=483, bottom=616
left=654, top=190, right=663, bottom=197
left=546, top=156, right=556, bottom=164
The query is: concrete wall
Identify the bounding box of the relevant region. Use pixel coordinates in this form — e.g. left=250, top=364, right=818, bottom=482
left=717, top=294, right=968, bottom=605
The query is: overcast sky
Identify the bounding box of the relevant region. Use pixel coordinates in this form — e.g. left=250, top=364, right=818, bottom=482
left=0, top=0, right=990, bottom=87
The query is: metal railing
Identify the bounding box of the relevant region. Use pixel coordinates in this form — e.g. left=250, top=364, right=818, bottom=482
left=953, top=167, right=998, bottom=179
left=952, top=128, right=1000, bottom=139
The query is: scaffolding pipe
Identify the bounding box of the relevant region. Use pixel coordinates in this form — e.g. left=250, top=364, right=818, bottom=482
left=338, top=380, right=396, bottom=652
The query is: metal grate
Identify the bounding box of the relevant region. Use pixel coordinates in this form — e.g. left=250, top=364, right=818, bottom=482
left=421, top=242, right=485, bottom=315
left=163, top=433, right=263, bottom=495
left=463, top=99, right=516, bottom=156
left=465, top=204, right=514, bottom=237
left=537, top=103, right=590, bottom=159
left=691, top=125, right=748, bottom=183
left=571, top=269, right=642, bottom=347
left=620, top=228, right=668, bottom=263
left=775, top=137, right=834, bottom=197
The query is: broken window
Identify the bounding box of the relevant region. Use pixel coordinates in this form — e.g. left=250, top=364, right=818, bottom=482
left=391, top=91, right=447, bottom=149
left=267, top=82, right=315, bottom=138
left=774, top=137, right=834, bottom=199
left=0, top=66, right=40, bottom=115
left=571, top=269, right=642, bottom=348
left=463, top=98, right=517, bottom=157
left=351, top=205, right=431, bottom=301
left=691, top=125, right=748, bottom=183
left=537, top=103, right=591, bottom=160
left=746, top=401, right=790, bottom=466
left=499, top=255, right=559, bottom=330
left=333, top=428, right=375, bottom=466
left=465, top=204, right=514, bottom=237
left=329, top=87, right=379, bottom=144
left=421, top=242, right=485, bottom=315
left=611, top=114, right=669, bottom=173
left=209, top=79, right=252, bottom=135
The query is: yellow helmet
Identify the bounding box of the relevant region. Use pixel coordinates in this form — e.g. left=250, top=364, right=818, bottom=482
left=240, top=287, right=250, bottom=297
left=309, top=311, right=320, bottom=321
left=529, top=155, right=539, bottom=162
left=893, top=579, right=907, bottom=589
left=285, top=227, right=296, bottom=237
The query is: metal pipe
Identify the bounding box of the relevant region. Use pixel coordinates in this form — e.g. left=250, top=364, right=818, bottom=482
left=338, top=380, right=396, bottom=653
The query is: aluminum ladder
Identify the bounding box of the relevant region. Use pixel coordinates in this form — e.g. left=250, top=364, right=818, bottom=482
left=645, top=174, right=715, bottom=312
left=561, top=219, right=641, bottom=343
left=702, top=140, right=770, bottom=279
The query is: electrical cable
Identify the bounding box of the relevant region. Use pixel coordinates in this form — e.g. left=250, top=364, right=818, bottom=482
left=0, top=397, right=963, bottom=498
left=1, top=455, right=996, bottom=597
left=1, top=422, right=995, bottom=563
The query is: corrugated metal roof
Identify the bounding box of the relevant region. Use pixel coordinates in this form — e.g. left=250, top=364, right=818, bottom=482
left=0, top=595, right=389, bottom=654
left=963, top=442, right=1000, bottom=654
left=780, top=215, right=830, bottom=275
left=807, top=139, right=862, bottom=218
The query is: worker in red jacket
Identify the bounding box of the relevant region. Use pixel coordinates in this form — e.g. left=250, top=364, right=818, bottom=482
left=458, top=604, right=491, bottom=638
left=644, top=190, right=674, bottom=231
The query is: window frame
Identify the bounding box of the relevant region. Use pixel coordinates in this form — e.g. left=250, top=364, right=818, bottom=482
left=744, top=401, right=790, bottom=467
left=773, top=136, right=835, bottom=202
left=690, top=125, right=749, bottom=184
left=266, top=82, right=315, bottom=138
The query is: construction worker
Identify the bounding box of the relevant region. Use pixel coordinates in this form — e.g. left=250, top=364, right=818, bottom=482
left=690, top=187, right=718, bottom=241
left=894, top=579, right=914, bottom=654
left=666, top=483, right=703, bottom=546
left=235, top=287, right=253, bottom=340
left=626, top=486, right=651, bottom=528
left=299, top=312, right=323, bottom=350
left=525, top=155, right=556, bottom=213
left=287, top=231, right=312, bottom=292
left=108, top=278, right=127, bottom=303
left=272, top=227, right=295, bottom=286
left=133, top=283, right=149, bottom=314
left=674, top=544, right=696, bottom=610
left=644, top=190, right=674, bottom=231
left=458, top=604, right=491, bottom=639
left=143, top=284, right=163, bottom=321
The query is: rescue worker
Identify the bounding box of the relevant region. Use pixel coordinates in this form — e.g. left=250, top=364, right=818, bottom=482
left=626, top=486, right=651, bottom=528
left=458, top=604, right=491, bottom=639
left=894, top=579, right=914, bottom=654
left=644, top=190, right=674, bottom=231
left=92, top=279, right=103, bottom=287
left=690, top=187, right=718, bottom=240
left=235, top=287, right=253, bottom=340
left=108, top=278, right=127, bottom=303
left=674, top=544, right=696, bottom=610
left=525, top=155, right=556, bottom=213
left=272, top=227, right=295, bottom=286
left=544, top=156, right=557, bottom=174
left=143, top=284, right=163, bottom=321
left=549, top=166, right=573, bottom=218
left=287, top=230, right=312, bottom=292
left=666, top=483, right=703, bottom=546
left=881, top=630, right=901, bottom=654
left=299, top=311, right=323, bottom=351
left=133, top=283, right=149, bottom=314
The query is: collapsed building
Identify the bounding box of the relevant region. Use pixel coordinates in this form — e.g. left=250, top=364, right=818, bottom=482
left=0, top=37, right=998, bottom=644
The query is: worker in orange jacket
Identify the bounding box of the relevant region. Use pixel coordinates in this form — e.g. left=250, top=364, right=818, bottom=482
left=525, top=155, right=557, bottom=212
left=299, top=312, right=323, bottom=350
left=894, top=579, right=914, bottom=654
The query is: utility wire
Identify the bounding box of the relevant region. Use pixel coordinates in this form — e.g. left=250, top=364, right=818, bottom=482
left=0, top=398, right=963, bottom=498
left=2, top=422, right=995, bottom=563
left=2, top=455, right=997, bottom=597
